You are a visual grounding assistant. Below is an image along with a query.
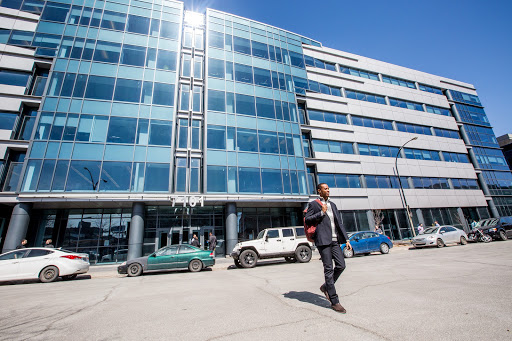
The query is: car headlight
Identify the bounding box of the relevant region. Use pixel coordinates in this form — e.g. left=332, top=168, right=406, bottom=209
left=120, top=261, right=126, bottom=266
left=489, top=228, right=497, bottom=232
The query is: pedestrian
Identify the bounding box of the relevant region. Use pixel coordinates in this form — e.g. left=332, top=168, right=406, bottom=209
left=191, top=234, right=200, bottom=247
left=471, top=220, right=478, bottom=230
left=305, top=183, right=352, bottom=314
left=434, top=221, right=440, bottom=227
left=44, top=239, right=54, bottom=248
left=417, top=223, right=424, bottom=235
left=16, top=239, right=27, bottom=249
left=208, top=232, right=217, bottom=252
left=374, top=225, right=383, bottom=234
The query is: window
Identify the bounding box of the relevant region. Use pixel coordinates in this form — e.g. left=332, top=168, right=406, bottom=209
left=179, top=245, right=196, bottom=254
left=160, top=21, right=179, bottom=40
left=144, top=163, right=169, bottom=192
left=389, top=98, right=423, bottom=112
left=107, top=117, right=137, bottom=144
left=93, top=41, right=121, bottom=63
left=425, top=105, right=451, bottom=116
left=149, top=120, right=172, bottom=146
left=419, top=84, right=443, bottom=95
left=207, top=165, right=226, bottom=193
left=114, top=79, right=142, bottom=103
left=41, top=2, right=70, bottom=22
left=234, top=63, right=253, bottom=84
left=0, top=250, right=28, bottom=260
left=208, top=58, right=224, bottom=78
left=346, top=90, right=386, bottom=104
left=0, top=69, right=30, bottom=87
left=282, top=228, right=293, bottom=237
left=266, top=229, right=280, bottom=238
left=233, top=36, right=251, bottom=55
left=156, top=50, right=177, bottom=71
left=251, top=41, right=268, bottom=59
left=84, top=76, right=115, bottom=101
left=339, top=65, right=379, bottom=81
left=156, top=246, right=178, bottom=256
left=127, top=15, right=150, bottom=35
left=153, top=83, right=175, bottom=106
left=100, top=11, right=126, bottom=31
left=26, top=249, right=53, bottom=257
left=352, top=116, right=393, bottom=130
left=120, top=45, right=146, bottom=67
left=382, top=75, right=416, bottom=89
left=0, top=112, right=18, bottom=130
left=207, top=125, right=226, bottom=150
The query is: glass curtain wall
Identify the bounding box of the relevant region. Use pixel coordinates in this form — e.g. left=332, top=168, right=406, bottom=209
left=21, top=0, right=184, bottom=194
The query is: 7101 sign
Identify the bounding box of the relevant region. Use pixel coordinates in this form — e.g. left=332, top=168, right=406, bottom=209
left=170, top=195, right=204, bottom=207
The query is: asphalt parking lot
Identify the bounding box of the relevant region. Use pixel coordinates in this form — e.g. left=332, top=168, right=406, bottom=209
left=0, top=241, right=511, bottom=341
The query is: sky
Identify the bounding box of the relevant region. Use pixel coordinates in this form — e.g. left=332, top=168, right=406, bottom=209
left=182, top=0, right=512, bottom=137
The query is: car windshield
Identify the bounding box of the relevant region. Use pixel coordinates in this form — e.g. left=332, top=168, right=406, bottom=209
left=256, top=230, right=265, bottom=239
left=423, top=227, right=439, bottom=234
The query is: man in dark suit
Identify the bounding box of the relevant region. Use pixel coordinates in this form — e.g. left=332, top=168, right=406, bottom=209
left=305, top=183, right=351, bottom=313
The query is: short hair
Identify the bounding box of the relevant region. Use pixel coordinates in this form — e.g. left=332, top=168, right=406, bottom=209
left=316, top=183, right=327, bottom=191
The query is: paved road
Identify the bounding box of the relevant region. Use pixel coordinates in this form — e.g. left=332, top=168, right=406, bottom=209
left=1, top=241, right=511, bottom=341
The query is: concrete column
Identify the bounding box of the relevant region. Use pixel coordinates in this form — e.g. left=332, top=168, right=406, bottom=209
left=2, top=203, right=32, bottom=253
left=225, top=202, right=237, bottom=255
left=366, top=210, right=375, bottom=229
left=486, top=199, right=500, bottom=218
left=457, top=207, right=470, bottom=232
left=127, top=202, right=144, bottom=260
left=415, top=208, right=425, bottom=226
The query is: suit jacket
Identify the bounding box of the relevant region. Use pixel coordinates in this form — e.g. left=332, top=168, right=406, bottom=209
left=305, top=199, right=349, bottom=246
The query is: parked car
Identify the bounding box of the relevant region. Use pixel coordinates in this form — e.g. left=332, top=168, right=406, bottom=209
left=412, top=225, right=468, bottom=248
left=340, top=231, right=393, bottom=258
left=100, top=249, right=128, bottom=263
left=230, top=227, right=313, bottom=268
left=0, top=248, right=89, bottom=283
left=118, top=244, right=214, bottom=277
left=472, top=217, right=512, bottom=241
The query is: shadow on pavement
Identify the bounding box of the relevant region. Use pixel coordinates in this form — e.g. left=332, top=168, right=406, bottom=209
left=226, top=259, right=290, bottom=270
left=0, top=274, right=91, bottom=286
left=283, top=291, right=330, bottom=308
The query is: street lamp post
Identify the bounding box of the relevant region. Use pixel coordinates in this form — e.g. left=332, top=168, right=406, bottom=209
left=394, top=137, right=418, bottom=239
left=83, top=167, right=107, bottom=191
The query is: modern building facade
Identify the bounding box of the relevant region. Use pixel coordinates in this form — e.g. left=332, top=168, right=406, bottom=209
left=497, top=134, right=512, bottom=171
left=1, top=0, right=511, bottom=263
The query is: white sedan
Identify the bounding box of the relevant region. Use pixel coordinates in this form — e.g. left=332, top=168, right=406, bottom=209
left=0, top=248, right=90, bottom=283
left=412, top=225, right=468, bottom=248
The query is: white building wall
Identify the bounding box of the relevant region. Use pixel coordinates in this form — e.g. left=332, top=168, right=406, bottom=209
left=303, top=45, right=487, bottom=211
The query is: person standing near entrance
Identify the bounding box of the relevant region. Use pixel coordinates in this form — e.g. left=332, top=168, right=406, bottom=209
left=16, top=239, right=27, bottom=249
left=208, top=232, right=217, bottom=254
left=191, top=234, right=200, bottom=248
left=417, top=223, right=424, bottom=235
left=305, top=183, right=351, bottom=314
left=44, top=239, right=54, bottom=248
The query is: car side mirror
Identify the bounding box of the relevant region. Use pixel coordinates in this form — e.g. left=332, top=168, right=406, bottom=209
left=150, top=254, right=156, bottom=257
left=265, top=236, right=269, bottom=242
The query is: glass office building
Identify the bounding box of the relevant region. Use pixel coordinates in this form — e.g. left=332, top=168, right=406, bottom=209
left=1, top=0, right=510, bottom=262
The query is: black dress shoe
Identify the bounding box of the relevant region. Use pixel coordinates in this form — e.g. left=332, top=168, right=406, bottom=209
left=331, top=303, right=346, bottom=314
left=320, top=285, right=331, bottom=304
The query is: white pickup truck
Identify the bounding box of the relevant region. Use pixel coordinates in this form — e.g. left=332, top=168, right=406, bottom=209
left=230, top=227, right=314, bottom=268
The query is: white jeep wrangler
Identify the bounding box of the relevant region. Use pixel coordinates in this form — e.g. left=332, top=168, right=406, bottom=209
left=230, top=226, right=313, bottom=268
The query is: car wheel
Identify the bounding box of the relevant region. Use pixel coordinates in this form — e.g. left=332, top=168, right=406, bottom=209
left=284, top=256, right=297, bottom=263
left=436, top=239, right=445, bottom=248
left=343, top=247, right=354, bottom=258
left=499, top=230, right=507, bottom=241
left=295, top=246, right=312, bottom=263
left=240, top=249, right=258, bottom=268
left=189, top=259, right=203, bottom=272
left=39, top=266, right=59, bottom=283
left=61, top=274, right=77, bottom=281
left=234, top=259, right=244, bottom=268
left=380, top=243, right=390, bottom=254
left=460, top=236, right=468, bottom=245
left=127, top=263, right=143, bottom=277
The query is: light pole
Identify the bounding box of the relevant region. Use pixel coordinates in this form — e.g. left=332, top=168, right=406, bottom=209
left=83, top=167, right=107, bottom=190
left=394, top=137, right=418, bottom=239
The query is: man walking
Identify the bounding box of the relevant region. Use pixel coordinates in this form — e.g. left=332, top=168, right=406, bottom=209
left=208, top=232, right=217, bottom=252
left=305, top=183, right=351, bottom=313
left=191, top=234, right=200, bottom=247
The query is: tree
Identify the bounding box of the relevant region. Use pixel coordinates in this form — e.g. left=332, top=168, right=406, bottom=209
left=372, top=209, right=384, bottom=229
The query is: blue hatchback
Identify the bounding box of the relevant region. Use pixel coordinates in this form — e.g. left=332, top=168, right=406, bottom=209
left=341, top=231, right=393, bottom=258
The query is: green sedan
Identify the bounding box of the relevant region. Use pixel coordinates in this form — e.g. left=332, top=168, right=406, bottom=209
left=118, top=244, right=215, bottom=277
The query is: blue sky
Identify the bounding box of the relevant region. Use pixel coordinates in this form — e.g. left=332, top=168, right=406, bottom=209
left=183, top=0, right=512, bottom=137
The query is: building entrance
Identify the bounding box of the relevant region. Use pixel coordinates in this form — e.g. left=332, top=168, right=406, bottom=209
left=157, top=226, right=215, bottom=250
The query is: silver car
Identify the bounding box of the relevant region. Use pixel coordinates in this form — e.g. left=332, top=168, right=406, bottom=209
left=412, top=225, right=468, bottom=248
